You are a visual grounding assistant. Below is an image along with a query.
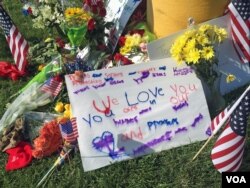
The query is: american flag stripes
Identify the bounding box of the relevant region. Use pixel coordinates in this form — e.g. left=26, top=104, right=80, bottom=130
left=210, top=108, right=229, bottom=135
left=41, top=77, right=63, bottom=97
left=59, top=118, right=79, bottom=143
left=211, top=90, right=250, bottom=173
left=228, top=0, right=250, bottom=64
left=0, top=5, right=29, bottom=72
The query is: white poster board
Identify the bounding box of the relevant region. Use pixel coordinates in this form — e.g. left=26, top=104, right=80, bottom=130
left=105, top=0, right=142, bottom=52
left=65, top=58, right=211, bottom=171
left=147, top=15, right=250, bottom=95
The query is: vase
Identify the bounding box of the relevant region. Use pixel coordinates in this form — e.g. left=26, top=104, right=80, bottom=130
left=67, top=24, right=87, bottom=48
left=200, top=77, right=225, bottom=118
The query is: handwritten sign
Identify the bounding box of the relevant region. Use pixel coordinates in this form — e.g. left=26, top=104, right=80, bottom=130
left=147, top=15, right=250, bottom=95
left=105, top=0, right=142, bottom=52
left=65, top=58, right=211, bottom=171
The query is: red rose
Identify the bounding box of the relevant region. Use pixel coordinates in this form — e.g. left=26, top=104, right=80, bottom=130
left=85, top=0, right=92, bottom=6
left=113, top=53, right=123, bottom=62
left=121, top=56, right=133, bottom=65
left=55, top=37, right=65, bottom=48
left=118, top=36, right=126, bottom=47
left=53, top=75, right=63, bottom=82
left=87, top=18, right=95, bottom=31
left=91, top=5, right=98, bottom=14
left=97, top=1, right=104, bottom=8
left=99, top=8, right=106, bottom=17
left=129, top=29, right=145, bottom=37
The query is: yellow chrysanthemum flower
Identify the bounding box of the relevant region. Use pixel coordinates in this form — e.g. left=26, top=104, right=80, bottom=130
left=124, top=35, right=134, bottom=48
left=64, top=8, right=74, bottom=19
left=120, top=46, right=132, bottom=55
left=196, top=34, right=210, bottom=46
left=214, top=27, right=227, bottom=42
left=184, top=29, right=197, bottom=38
left=173, top=55, right=185, bottom=65
left=226, top=74, right=236, bottom=83
left=199, top=24, right=213, bottom=33
left=131, top=34, right=142, bottom=46
left=170, top=43, right=182, bottom=56
left=176, top=35, right=189, bottom=48
left=201, top=46, right=214, bottom=60
left=185, top=48, right=200, bottom=64
left=65, top=7, right=91, bottom=24
left=55, top=102, right=64, bottom=113
left=186, top=39, right=196, bottom=49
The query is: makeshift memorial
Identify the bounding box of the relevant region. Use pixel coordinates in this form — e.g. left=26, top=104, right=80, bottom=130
left=0, top=1, right=248, bottom=187
left=170, top=24, right=235, bottom=115
left=65, top=58, right=211, bottom=171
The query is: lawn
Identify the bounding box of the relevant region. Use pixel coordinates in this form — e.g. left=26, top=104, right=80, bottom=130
left=0, top=1, right=249, bottom=188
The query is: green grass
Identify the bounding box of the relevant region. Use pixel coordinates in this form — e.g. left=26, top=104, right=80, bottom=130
left=0, top=1, right=250, bottom=188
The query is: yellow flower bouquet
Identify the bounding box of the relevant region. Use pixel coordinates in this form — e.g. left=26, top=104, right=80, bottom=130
left=170, top=24, right=229, bottom=114
left=64, top=7, right=92, bottom=47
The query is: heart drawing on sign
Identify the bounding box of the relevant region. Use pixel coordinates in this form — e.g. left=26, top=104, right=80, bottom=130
left=92, top=131, right=125, bottom=159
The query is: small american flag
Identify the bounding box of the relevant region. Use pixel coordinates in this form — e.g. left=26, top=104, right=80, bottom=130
left=41, top=77, right=63, bottom=97
left=210, top=108, right=229, bottom=134
left=228, top=0, right=250, bottom=64
left=59, top=118, right=79, bottom=143
left=211, top=91, right=250, bottom=173
left=0, top=5, right=29, bottom=72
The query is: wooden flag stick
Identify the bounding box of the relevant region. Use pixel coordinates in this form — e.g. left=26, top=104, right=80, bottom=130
left=192, top=135, right=214, bottom=161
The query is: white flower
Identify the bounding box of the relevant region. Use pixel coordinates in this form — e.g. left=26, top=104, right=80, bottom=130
left=32, top=16, right=45, bottom=29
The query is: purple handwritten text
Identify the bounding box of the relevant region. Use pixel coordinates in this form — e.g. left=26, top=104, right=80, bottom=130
left=147, top=118, right=179, bottom=130
left=133, top=71, right=150, bottom=84
left=172, top=101, right=189, bottom=111
left=113, top=116, right=138, bottom=126
left=152, top=72, right=166, bottom=77
left=92, top=82, right=106, bottom=89
left=73, top=86, right=90, bottom=94
left=191, top=113, right=203, bottom=127
left=139, top=107, right=152, bottom=115
left=175, top=127, right=188, bottom=134
left=173, top=67, right=193, bottom=76
left=110, top=80, right=124, bottom=85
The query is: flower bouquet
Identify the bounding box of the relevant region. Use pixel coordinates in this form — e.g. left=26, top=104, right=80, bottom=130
left=115, top=22, right=156, bottom=65
left=63, top=7, right=91, bottom=48
left=170, top=24, right=235, bottom=115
